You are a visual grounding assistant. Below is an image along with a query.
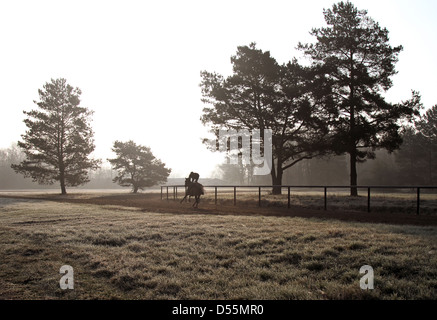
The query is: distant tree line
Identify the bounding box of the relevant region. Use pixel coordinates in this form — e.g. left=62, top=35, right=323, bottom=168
left=214, top=105, right=437, bottom=186
left=0, top=144, right=117, bottom=190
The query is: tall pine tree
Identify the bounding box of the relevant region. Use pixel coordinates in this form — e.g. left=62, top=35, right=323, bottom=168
left=12, top=78, right=100, bottom=194
left=299, top=1, right=420, bottom=195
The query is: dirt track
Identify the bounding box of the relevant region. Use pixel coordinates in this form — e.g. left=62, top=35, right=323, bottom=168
left=2, top=192, right=437, bottom=227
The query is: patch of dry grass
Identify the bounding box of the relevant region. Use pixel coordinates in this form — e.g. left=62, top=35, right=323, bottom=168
left=0, top=198, right=436, bottom=300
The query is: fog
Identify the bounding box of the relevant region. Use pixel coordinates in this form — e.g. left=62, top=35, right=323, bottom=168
left=2, top=142, right=435, bottom=190
left=1, top=1, right=436, bottom=190
left=1, top=0, right=437, bottom=179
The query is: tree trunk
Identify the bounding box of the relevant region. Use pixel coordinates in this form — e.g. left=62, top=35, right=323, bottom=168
left=59, top=156, right=67, bottom=195
left=271, top=165, right=283, bottom=195
left=59, top=109, right=67, bottom=195
left=349, top=53, right=358, bottom=197
left=429, top=149, right=433, bottom=185
left=133, top=185, right=139, bottom=193
left=349, top=150, right=358, bottom=197
left=60, top=171, right=67, bottom=195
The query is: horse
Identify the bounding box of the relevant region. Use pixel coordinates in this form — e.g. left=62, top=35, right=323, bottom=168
left=180, top=178, right=204, bottom=207
left=184, top=172, right=200, bottom=202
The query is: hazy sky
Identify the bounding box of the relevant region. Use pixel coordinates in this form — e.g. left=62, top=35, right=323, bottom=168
left=1, top=0, right=436, bottom=178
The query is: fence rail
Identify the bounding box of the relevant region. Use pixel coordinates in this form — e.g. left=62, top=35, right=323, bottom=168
left=160, top=185, right=437, bottom=215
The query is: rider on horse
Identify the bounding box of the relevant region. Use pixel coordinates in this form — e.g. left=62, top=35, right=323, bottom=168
left=188, top=172, right=199, bottom=183
left=181, top=173, right=204, bottom=207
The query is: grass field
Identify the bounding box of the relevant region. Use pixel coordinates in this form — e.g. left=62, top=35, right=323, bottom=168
left=0, top=193, right=436, bottom=300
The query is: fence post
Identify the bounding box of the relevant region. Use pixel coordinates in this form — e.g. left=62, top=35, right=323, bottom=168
left=259, top=187, right=261, bottom=207
left=166, top=186, right=169, bottom=201
left=324, top=187, right=327, bottom=211
left=367, top=187, right=371, bottom=213
left=288, top=187, right=291, bottom=209
left=417, top=187, right=420, bottom=215
left=234, top=186, right=236, bottom=206
left=160, top=186, right=163, bottom=200
left=215, top=187, right=217, bottom=205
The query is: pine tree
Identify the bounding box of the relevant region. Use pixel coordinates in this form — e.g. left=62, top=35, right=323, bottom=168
left=200, top=43, right=330, bottom=194
left=12, top=78, right=100, bottom=194
left=298, top=1, right=420, bottom=195
left=108, top=140, right=171, bottom=193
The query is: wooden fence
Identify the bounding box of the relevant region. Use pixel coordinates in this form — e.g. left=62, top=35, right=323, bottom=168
left=160, top=185, right=437, bottom=215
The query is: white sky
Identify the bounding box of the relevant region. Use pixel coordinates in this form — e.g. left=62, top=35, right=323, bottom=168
left=1, top=0, right=436, bottom=178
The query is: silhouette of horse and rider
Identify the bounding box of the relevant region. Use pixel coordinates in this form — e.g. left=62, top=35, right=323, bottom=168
left=180, top=172, right=204, bottom=207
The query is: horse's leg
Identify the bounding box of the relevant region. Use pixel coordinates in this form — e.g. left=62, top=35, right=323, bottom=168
left=185, top=187, right=190, bottom=202
left=180, top=194, right=187, bottom=204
